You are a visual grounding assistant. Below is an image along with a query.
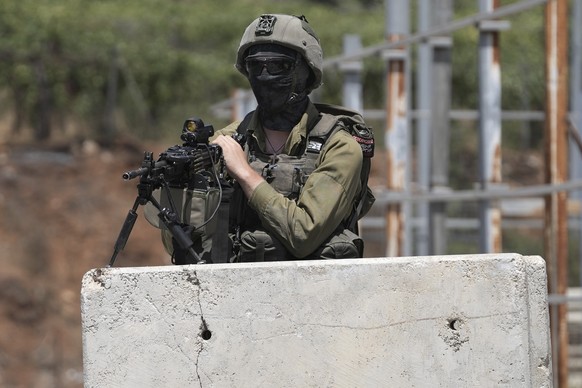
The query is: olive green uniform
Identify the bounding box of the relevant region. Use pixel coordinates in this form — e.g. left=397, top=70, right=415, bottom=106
left=216, top=101, right=363, bottom=259
left=160, top=100, right=363, bottom=261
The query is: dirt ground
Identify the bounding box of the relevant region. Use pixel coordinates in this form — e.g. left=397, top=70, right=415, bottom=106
left=0, top=138, right=172, bottom=388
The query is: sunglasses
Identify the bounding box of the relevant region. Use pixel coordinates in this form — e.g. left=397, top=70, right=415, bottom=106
left=245, top=58, right=295, bottom=76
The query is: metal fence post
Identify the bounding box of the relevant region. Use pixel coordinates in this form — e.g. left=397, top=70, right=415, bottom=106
left=477, top=0, right=510, bottom=253
left=571, top=0, right=582, bottom=288
left=544, top=0, right=570, bottom=386
left=341, top=35, right=364, bottom=112
left=415, top=0, right=432, bottom=256
left=429, top=0, right=453, bottom=255
left=384, top=0, right=410, bottom=257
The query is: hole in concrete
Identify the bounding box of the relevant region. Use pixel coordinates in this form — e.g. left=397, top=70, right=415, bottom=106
left=201, top=329, right=212, bottom=340
left=448, top=318, right=460, bottom=331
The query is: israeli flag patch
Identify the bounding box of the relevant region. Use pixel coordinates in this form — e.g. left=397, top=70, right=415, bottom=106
left=307, top=139, right=324, bottom=153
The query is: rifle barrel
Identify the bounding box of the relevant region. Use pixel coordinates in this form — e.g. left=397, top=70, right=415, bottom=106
left=122, top=167, right=149, bottom=180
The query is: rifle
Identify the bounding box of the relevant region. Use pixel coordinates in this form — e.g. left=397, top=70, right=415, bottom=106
left=107, top=117, right=231, bottom=267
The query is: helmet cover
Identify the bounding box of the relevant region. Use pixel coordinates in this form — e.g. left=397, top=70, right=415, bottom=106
left=236, top=14, right=323, bottom=92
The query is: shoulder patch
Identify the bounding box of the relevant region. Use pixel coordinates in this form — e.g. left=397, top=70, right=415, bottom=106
left=307, top=138, right=324, bottom=153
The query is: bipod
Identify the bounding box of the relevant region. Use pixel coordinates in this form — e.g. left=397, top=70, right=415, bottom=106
left=107, top=175, right=204, bottom=267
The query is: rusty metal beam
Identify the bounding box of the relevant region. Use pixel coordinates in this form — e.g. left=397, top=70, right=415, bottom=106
left=384, top=50, right=407, bottom=257
left=384, top=0, right=409, bottom=257
left=478, top=0, right=507, bottom=253
left=544, top=0, right=569, bottom=386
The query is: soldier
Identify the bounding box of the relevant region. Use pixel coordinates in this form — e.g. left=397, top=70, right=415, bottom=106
left=163, top=14, right=373, bottom=263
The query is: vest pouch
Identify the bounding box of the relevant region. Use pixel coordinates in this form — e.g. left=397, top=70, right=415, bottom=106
left=155, top=187, right=220, bottom=263
left=144, top=187, right=220, bottom=232
left=185, top=188, right=220, bottom=262
left=248, top=154, right=317, bottom=199
left=237, top=229, right=289, bottom=262
left=144, top=187, right=187, bottom=229
left=190, top=188, right=220, bottom=236
left=359, top=186, right=376, bottom=219
left=312, top=228, right=363, bottom=259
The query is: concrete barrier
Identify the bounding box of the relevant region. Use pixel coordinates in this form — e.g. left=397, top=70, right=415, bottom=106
left=81, top=253, right=552, bottom=387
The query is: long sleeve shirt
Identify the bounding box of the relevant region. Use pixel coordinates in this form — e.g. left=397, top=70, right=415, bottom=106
left=214, top=101, right=363, bottom=258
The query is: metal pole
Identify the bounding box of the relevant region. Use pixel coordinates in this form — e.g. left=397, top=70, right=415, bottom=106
left=341, top=35, right=364, bottom=112
left=477, top=0, right=509, bottom=253
left=415, top=0, right=432, bottom=256
left=571, top=0, right=582, bottom=288
left=384, top=0, right=410, bottom=257
left=544, top=0, right=569, bottom=386
left=324, top=0, right=549, bottom=68
left=429, top=0, right=453, bottom=255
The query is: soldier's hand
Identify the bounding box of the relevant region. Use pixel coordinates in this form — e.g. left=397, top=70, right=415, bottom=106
left=211, top=135, right=263, bottom=197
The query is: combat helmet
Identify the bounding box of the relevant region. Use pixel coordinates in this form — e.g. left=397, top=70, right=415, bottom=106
left=236, top=14, right=323, bottom=92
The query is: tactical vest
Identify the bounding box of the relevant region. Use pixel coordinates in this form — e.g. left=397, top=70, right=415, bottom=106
left=222, top=103, right=375, bottom=263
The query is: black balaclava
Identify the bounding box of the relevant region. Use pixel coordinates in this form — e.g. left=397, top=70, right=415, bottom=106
left=245, top=44, right=312, bottom=131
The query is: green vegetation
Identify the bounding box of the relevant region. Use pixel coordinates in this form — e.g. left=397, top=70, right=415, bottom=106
left=0, top=0, right=547, bottom=144
left=0, top=0, right=386, bottom=142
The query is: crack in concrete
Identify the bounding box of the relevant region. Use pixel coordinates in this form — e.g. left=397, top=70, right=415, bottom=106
left=291, top=310, right=518, bottom=332
left=144, top=295, right=162, bottom=316
left=184, top=269, right=206, bottom=388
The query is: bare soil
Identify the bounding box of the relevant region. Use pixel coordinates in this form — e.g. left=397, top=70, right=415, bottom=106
left=0, top=138, right=170, bottom=388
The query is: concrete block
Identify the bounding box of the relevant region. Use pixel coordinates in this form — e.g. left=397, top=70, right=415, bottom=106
left=81, top=253, right=552, bottom=387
